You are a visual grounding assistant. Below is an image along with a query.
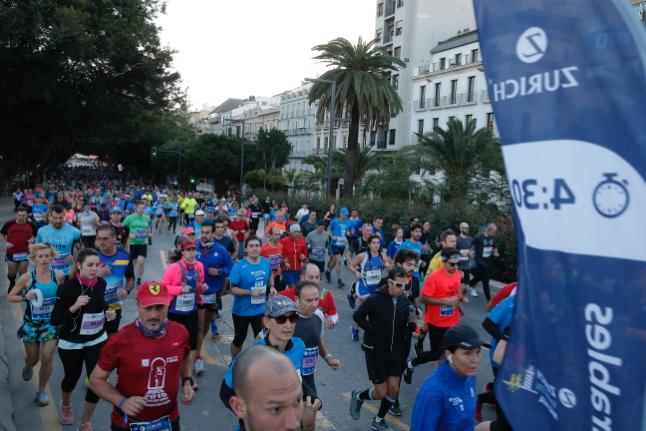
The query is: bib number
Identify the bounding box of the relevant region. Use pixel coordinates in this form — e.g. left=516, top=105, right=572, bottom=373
left=12, top=253, right=28, bottom=262
left=135, top=229, right=148, bottom=239
left=79, top=312, right=105, bottom=335
left=440, top=304, right=455, bottom=317
left=251, top=285, right=266, bottom=305
left=31, top=297, right=55, bottom=320
left=175, top=293, right=196, bottom=312
left=201, top=293, right=217, bottom=304
left=311, top=247, right=325, bottom=259
left=364, top=269, right=382, bottom=285
left=130, top=415, right=172, bottom=431
left=301, top=347, right=319, bottom=375
left=482, top=246, right=493, bottom=258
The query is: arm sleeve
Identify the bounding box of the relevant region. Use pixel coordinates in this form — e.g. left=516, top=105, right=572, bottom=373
left=0, top=222, right=10, bottom=236
left=228, top=262, right=241, bottom=287
left=97, top=334, right=121, bottom=372
left=483, top=317, right=507, bottom=341
left=51, top=282, right=74, bottom=326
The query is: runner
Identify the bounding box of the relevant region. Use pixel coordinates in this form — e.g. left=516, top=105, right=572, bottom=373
left=228, top=237, right=276, bottom=358
left=399, top=224, right=424, bottom=279
left=469, top=223, right=499, bottom=301
left=214, top=218, right=236, bottom=257
left=1, top=207, right=37, bottom=293
left=427, top=229, right=457, bottom=274
left=88, top=281, right=196, bottom=431
left=108, top=207, right=129, bottom=251
left=295, top=203, right=310, bottom=222
left=280, top=224, right=308, bottom=290
left=36, top=204, right=82, bottom=276
left=31, top=195, right=49, bottom=229
left=403, top=248, right=467, bottom=384
left=325, top=207, right=351, bottom=288
left=456, top=222, right=476, bottom=296
left=7, top=243, right=65, bottom=406
left=51, top=249, right=116, bottom=430
left=160, top=238, right=206, bottom=389
left=189, top=209, right=206, bottom=238
left=349, top=235, right=392, bottom=341
left=229, top=209, right=250, bottom=259
left=77, top=202, right=101, bottom=248
left=282, top=263, right=339, bottom=329
left=371, top=217, right=386, bottom=249
left=195, top=222, right=233, bottom=372
left=300, top=210, right=318, bottom=237
left=386, top=228, right=404, bottom=260
left=248, top=195, right=262, bottom=236
left=123, top=202, right=152, bottom=288
left=264, top=210, right=287, bottom=237
left=350, top=267, right=411, bottom=431
left=180, top=193, right=198, bottom=226
left=260, top=227, right=284, bottom=290
left=167, top=195, right=180, bottom=234
left=95, top=225, right=135, bottom=336
left=305, top=221, right=329, bottom=274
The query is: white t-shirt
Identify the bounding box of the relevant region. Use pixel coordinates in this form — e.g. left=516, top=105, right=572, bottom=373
left=77, top=211, right=99, bottom=237
left=295, top=208, right=309, bottom=221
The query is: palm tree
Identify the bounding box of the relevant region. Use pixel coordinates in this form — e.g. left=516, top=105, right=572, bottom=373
left=308, top=37, right=405, bottom=198
left=333, top=146, right=381, bottom=189
left=415, top=118, right=504, bottom=206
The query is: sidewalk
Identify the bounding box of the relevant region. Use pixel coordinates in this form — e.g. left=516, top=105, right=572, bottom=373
left=0, top=197, right=17, bottom=431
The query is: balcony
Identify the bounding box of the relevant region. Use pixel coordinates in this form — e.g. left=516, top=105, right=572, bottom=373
left=385, top=0, right=396, bottom=17
left=426, top=52, right=482, bottom=75
left=425, top=93, right=478, bottom=109
left=383, top=29, right=394, bottom=44
left=418, top=63, right=430, bottom=75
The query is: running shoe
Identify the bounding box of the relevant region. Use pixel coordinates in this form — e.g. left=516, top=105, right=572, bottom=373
left=350, top=326, right=360, bottom=342
left=347, top=293, right=356, bottom=309
left=370, top=418, right=394, bottom=431
left=338, top=279, right=345, bottom=289
left=35, top=390, right=49, bottom=406
left=349, top=390, right=363, bottom=420
left=388, top=402, right=402, bottom=416
left=194, top=358, right=205, bottom=375
left=403, top=366, right=414, bottom=384
left=22, top=363, right=33, bottom=381
left=78, top=422, right=93, bottom=431
left=469, top=288, right=478, bottom=297
left=59, top=401, right=74, bottom=425
left=325, top=270, right=331, bottom=283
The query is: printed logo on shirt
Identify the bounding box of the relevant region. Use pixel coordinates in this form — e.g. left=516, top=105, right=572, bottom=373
left=448, top=396, right=465, bottom=412
left=145, top=357, right=171, bottom=407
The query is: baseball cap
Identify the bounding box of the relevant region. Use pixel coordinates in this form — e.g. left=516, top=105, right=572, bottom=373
left=181, top=239, right=197, bottom=250
left=195, top=209, right=206, bottom=216
left=441, top=324, right=484, bottom=350
left=340, top=207, right=349, bottom=216
left=289, top=224, right=301, bottom=233
left=264, top=295, right=298, bottom=317
left=136, top=281, right=171, bottom=307
left=181, top=227, right=195, bottom=236
left=110, top=206, right=122, bottom=213
left=441, top=248, right=461, bottom=261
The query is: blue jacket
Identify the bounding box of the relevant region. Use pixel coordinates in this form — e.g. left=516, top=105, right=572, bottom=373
left=196, top=242, right=233, bottom=294
left=410, top=361, right=476, bottom=431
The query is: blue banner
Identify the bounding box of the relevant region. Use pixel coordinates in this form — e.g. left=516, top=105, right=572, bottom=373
left=473, top=1, right=646, bottom=430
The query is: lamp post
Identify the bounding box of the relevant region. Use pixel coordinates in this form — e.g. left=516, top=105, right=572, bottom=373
left=305, top=78, right=336, bottom=200
left=224, top=118, right=246, bottom=195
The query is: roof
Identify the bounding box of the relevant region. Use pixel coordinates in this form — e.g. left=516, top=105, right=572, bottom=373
left=431, top=29, right=478, bottom=54
left=210, top=98, right=244, bottom=114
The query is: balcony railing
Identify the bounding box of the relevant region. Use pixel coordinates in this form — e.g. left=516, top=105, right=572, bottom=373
left=385, top=0, right=396, bottom=16
left=418, top=64, right=430, bottom=74
left=383, top=30, right=393, bottom=44
left=426, top=52, right=482, bottom=75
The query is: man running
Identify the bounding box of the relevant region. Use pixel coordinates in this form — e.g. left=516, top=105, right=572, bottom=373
left=123, top=202, right=152, bottom=288
left=248, top=195, right=262, bottom=236
left=457, top=222, right=476, bottom=296
left=427, top=229, right=457, bottom=274
left=469, top=223, right=499, bottom=301
left=214, top=218, right=236, bottom=258
left=77, top=202, right=100, bottom=248
left=108, top=207, right=129, bottom=251
left=1, top=207, right=37, bottom=293
left=280, top=224, right=308, bottom=290
left=36, top=205, right=81, bottom=276
left=300, top=210, right=318, bottom=237
left=305, top=221, right=329, bottom=274
left=89, top=281, right=196, bottom=431
left=399, top=224, right=424, bottom=279
left=261, top=227, right=284, bottom=290
left=326, top=207, right=351, bottom=288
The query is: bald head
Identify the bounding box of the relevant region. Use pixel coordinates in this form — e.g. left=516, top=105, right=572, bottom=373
left=233, top=345, right=297, bottom=399
left=300, top=263, right=321, bottom=284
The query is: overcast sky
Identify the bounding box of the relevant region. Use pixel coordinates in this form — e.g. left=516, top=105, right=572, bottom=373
left=157, top=0, right=376, bottom=110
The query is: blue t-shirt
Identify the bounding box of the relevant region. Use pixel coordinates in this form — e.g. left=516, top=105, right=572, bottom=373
left=224, top=336, right=306, bottom=388
left=229, top=257, right=271, bottom=316
left=400, top=239, right=423, bottom=279
left=36, top=224, right=80, bottom=275
left=197, top=242, right=233, bottom=297
left=168, top=202, right=179, bottom=217
left=98, top=250, right=134, bottom=306
left=487, top=295, right=515, bottom=368
left=31, top=203, right=49, bottom=224
left=329, top=217, right=351, bottom=247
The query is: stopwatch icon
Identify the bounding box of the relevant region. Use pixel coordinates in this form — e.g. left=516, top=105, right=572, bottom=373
left=592, top=173, right=629, bottom=218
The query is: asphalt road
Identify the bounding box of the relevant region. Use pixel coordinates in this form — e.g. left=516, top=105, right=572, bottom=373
left=0, top=217, right=497, bottom=431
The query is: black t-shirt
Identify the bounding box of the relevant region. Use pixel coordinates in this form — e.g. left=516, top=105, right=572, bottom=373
left=215, top=236, right=235, bottom=256
left=473, top=234, right=496, bottom=267
left=350, top=236, right=371, bottom=255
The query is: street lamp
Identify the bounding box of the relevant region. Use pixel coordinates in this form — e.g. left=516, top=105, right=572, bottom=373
left=224, top=117, right=246, bottom=196
left=305, top=78, right=336, bottom=200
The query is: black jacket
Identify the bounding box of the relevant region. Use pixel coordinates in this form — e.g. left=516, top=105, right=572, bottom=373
left=353, top=286, right=410, bottom=353
left=51, top=278, right=108, bottom=343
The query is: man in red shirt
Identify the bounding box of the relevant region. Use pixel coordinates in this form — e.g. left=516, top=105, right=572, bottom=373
left=402, top=248, right=468, bottom=384
left=228, top=209, right=249, bottom=259
left=280, top=224, right=308, bottom=290
left=282, top=263, right=339, bottom=329
left=89, top=281, right=196, bottom=431
left=1, top=207, right=36, bottom=293
left=261, top=227, right=283, bottom=289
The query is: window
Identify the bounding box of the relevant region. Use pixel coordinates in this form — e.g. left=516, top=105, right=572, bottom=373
left=417, top=119, right=424, bottom=135
left=440, top=57, right=446, bottom=70
left=471, top=48, right=479, bottom=63
left=467, top=76, right=476, bottom=102
left=392, top=74, right=399, bottom=90
left=454, top=53, right=462, bottom=66
left=432, top=117, right=439, bottom=129
left=487, top=112, right=495, bottom=129
left=376, top=30, right=382, bottom=42
left=377, top=130, right=387, bottom=148
left=370, top=130, right=377, bottom=146
left=449, top=116, right=455, bottom=121
left=434, top=83, right=441, bottom=106
left=397, top=0, right=404, bottom=7
left=324, top=136, right=329, bottom=149
left=377, top=2, right=384, bottom=16
left=419, top=85, right=426, bottom=108
left=388, top=129, right=396, bottom=146
left=465, top=114, right=473, bottom=124
left=450, top=79, right=458, bottom=104
left=395, top=21, right=403, bottom=36
left=394, top=46, right=401, bottom=59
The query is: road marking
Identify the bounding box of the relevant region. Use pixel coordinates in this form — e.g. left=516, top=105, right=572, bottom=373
left=159, top=250, right=168, bottom=269
left=341, top=392, right=410, bottom=431
left=315, top=412, right=337, bottom=430
left=9, top=302, right=63, bottom=431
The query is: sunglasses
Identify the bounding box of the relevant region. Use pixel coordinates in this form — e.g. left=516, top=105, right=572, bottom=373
left=447, top=261, right=460, bottom=267
left=389, top=279, right=408, bottom=288
left=274, top=313, right=298, bottom=324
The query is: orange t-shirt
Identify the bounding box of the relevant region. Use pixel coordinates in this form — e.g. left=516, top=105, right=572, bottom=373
left=261, top=242, right=283, bottom=275
left=422, top=268, right=462, bottom=327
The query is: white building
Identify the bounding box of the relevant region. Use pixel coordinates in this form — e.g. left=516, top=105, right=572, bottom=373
left=410, top=30, right=495, bottom=143
left=278, top=84, right=320, bottom=171
left=373, top=0, right=476, bottom=150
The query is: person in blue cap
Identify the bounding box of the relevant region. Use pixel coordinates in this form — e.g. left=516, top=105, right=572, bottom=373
left=325, top=207, right=352, bottom=288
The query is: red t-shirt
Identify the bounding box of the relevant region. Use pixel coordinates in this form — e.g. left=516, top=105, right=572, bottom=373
left=97, top=321, right=190, bottom=426
left=282, top=286, right=338, bottom=318
left=489, top=282, right=517, bottom=309
left=261, top=243, right=283, bottom=275
left=229, top=219, right=249, bottom=243
left=1, top=220, right=36, bottom=254
left=422, top=268, right=462, bottom=327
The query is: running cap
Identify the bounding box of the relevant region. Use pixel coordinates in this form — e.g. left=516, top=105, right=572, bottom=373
left=181, top=239, right=197, bottom=250
left=110, top=207, right=122, bottom=213
left=340, top=207, right=349, bottom=216
left=442, top=324, right=484, bottom=350
left=289, top=224, right=301, bottom=233
left=195, top=209, right=206, bottom=216
left=181, top=227, right=195, bottom=236
left=441, top=248, right=461, bottom=261
left=265, top=295, right=298, bottom=317
left=137, top=282, right=171, bottom=307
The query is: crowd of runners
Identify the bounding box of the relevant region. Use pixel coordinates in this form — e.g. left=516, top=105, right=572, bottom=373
left=2, top=168, right=516, bottom=431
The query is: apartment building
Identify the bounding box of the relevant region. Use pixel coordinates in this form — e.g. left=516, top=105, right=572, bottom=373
left=278, top=84, right=319, bottom=171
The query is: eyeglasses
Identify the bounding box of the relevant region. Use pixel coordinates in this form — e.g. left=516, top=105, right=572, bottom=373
left=389, top=279, right=408, bottom=288
left=447, top=261, right=459, bottom=267
left=274, top=313, right=298, bottom=324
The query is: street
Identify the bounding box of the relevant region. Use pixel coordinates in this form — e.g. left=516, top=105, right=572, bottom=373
left=0, top=215, right=497, bottom=431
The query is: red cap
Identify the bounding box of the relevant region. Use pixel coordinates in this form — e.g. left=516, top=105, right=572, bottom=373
left=136, top=281, right=171, bottom=307
left=181, top=227, right=195, bottom=236
left=181, top=239, right=197, bottom=250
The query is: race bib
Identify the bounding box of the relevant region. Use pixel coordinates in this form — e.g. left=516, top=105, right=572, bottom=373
left=269, top=254, right=281, bottom=269
left=251, top=286, right=266, bottom=305
left=301, top=347, right=319, bottom=376
left=33, top=212, right=44, bottom=222
left=311, top=247, right=325, bottom=259
left=79, top=312, right=105, bottom=335
left=130, top=415, right=172, bottom=431
left=482, top=246, right=493, bottom=258
left=201, top=293, right=217, bottom=304
left=251, top=212, right=259, bottom=218
left=459, top=249, right=470, bottom=261
left=175, top=293, right=195, bottom=312
left=104, top=286, right=121, bottom=305
left=365, top=269, right=382, bottom=285
left=31, top=297, right=55, bottom=320
left=135, top=229, right=148, bottom=239
left=52, top=254, right=71, bottom=273
left=440, top=304, right=455, bottom=317
left=12, top=253, right=28, bottom=262
left=335, top=236, right=346, bottom=245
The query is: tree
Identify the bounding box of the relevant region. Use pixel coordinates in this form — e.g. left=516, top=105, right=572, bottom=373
left=255, top=128, right=292, bottom=172
left=308, top=37, right=405, bottom=198
left=363, top=151, right=417, bottom=199
left=333, top=146, right=380, bottom=190
left=415, top=118, right=504, bottom=206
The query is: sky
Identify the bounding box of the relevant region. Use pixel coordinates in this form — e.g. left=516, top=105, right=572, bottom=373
left=156, top=0, right=376, bottom=110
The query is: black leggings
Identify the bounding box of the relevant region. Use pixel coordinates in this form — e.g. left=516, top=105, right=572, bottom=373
left=168, top=216, right=177, bottom=233
left=412, top=324, right=449, bottom=367
left=470, top=264, right=492, bottom=301
left=231, top=314, right=263, bottom=348
left=59, top=341, right=106, bottom=403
